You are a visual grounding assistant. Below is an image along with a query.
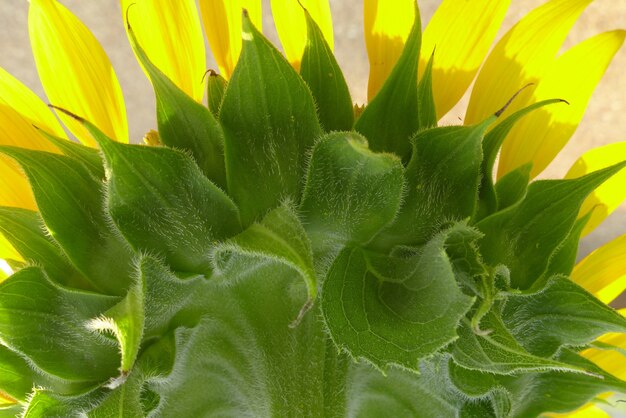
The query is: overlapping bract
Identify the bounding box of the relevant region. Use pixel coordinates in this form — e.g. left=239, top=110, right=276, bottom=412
left=0, top=0, right=625, bottom=417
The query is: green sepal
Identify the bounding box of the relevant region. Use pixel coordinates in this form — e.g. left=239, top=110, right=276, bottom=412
left=0, top=207, right=89, bottom=289
left=300, top=132, right=404, bottom=254
left=0, top=345, right=36, bottom=403
left=211, top=202, right=316, bottom=322
left=322, top=224, right=475, bottom=372
left=417, top=50, right=437, bottom=129
left=0, top=267, right=120, bottom=384
left=0, top=146, right=132, bottom=294
left=126, top=22, right=227, bottom=188
left=500, top=349, right=626, bottom=417
left=354, top=5, right=424, bottom=160
left=220, top=13, right=322, bottom=225
left=478, top=99, right=566, bottom=217
left=450, top=312, right=586, bottom=375
left=494, top=162, right=532, bottom=211
left=502, top=275, right=626, bottom=357
left=545, top=209, right=593, bottom=278
left=373, top=118, right=493, bottom=249
left=87, top=123, right=242, bottom=275
left=0, top=405, right=22, bottom=418
left=477, top=161, right=626, bottom=289
left=205, top=70, right=227, bottom=117
left=300, top=8, right=354, bottom=131
left=37, top=129, right=105, bottom=180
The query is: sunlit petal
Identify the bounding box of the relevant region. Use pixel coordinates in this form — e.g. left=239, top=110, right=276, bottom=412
left=0, top=258, right=15, bottom=281
left=497, top=30, right=626, bottom=178
left=271, top=0, right=334, bottom=71
left=550, top=405, right=610, bottom=418
left=122, top=0, right=206, bottom=102
left=364, top=0, right=415, bottom=101
left=566, top=141, right=626, bottom=236
left=466, top=0, right=592, bottom=124
left=0, top=67, right=66, bottom=141
left=199, top=0, right=263, bottom=79
left=29, top=0, right=128, bottom=145
left=0, top=158, right=36, bottom=210
left=0, top=97, right=59, bottom=153
left=572, top=234, right=626, bottom=305
left=420, top=0, right=510, bottom=118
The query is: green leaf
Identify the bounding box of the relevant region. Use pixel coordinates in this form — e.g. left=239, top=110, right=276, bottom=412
left=476, top=161, right=626, bottom=289
left=322, top=224, right=474, bottom=372
left=544, top=210, right=593, bottom=278
left=0, top=345, right=35, bottom=403
left=0, top=146, right=132, bottom=294
left=417, top=50, right=437, bottom=129
left=300, top=9, right=354, bottom=132
left=22, top=387, right=108, bottom=418
left=300, top=132, right=404, bottom=254
left=88, top=125, right=241, bottom=275
left=448, top=359, right=499, bottom=399
left=153, top=263, right=331, bottom=417
left=126, top=23, right=227, bottom=189
left=0, top=267, right=120, bottom=383
left=354, top=6, right=424, bottom=160
left=211, top=203, right=316, bottom=322
left=494, top=163, right=532, bottom=211
left=478, top=99, right=565, bottom=217
left=87, top=373, right=144, bottom=418
left=501, top=349, right=626, bottom=417
left=373, top=119, right=492, bottom=250
left=502, top=275, right=626, bottom=357
left=0, top=207, right=89, bottom=289
left=219, top=13, right=322, bottom=225
left=450, top=312, right=586, bottom=375
left=205, top=70, right=227, bottom=117
left=36, top=129, right=105, bottom=180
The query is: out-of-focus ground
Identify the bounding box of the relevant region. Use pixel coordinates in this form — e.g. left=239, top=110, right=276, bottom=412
left=0, top=1, right=624, bottom=263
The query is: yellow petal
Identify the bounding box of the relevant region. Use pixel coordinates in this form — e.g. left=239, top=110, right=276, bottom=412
left=0, top=97, right=59, bottom=153
left=466, top=0, right=592, bottom=124
left=0, top=236, right=21, bottom=264
left=582, top=332, right=626, bottom=381
left=29, top=0, right=128, bottom=145
left=497, top=30, right=626, bottom=178
left=364, top=0, right=415, bottom=101
left=572, top=234, right=626, bottom=305
left=271, top=0, right=334, bottom=71
left=549, top=405, right=610, bottom=418
left=0, top=157, right=36, bottom=210
left=200, top=0, right=263, bottom=79
left=566, top=141, right=626, bottom=236
left=420, top=0, right=510, bottom=118
left=0, top=258, right=15, bottom=282
left=0, top=67, right=66, bottom=141
left=122, top=0, right=207, bottom=102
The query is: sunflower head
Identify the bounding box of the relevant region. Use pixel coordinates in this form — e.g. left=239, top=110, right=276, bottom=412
left=0, top=0, right=625, bottom=416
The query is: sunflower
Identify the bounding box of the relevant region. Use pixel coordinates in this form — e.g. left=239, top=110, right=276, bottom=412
left=0, top=0, right=625, bottom=416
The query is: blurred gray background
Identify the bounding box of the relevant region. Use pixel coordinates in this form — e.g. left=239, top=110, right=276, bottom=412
left=0, top=0, right=624, bottom=258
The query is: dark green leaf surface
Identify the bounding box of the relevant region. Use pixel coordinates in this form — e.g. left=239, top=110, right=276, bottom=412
left=93, top=130, right=241, bottom=275
left=354, top=7, right=424, bottom=160
left=0, top=345, right=35, bottom=403
left=0, top=146, right=132, bottom=294
left=126, top=23, right=226, bottom=188
left=220, top=14, right=321, bottom=225
left=502, top=275, right=626, bottom=357
left=300, top=132, right=404, bottom=253
left=0, top=268, right=120, bottom=383
left=300, top=9, right=354, bottom=132
left=477, top=162, right=626, bottom=289
left=322, top=225, right=474, bottom=372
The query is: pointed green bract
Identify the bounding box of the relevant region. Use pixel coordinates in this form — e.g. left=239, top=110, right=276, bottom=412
left=301, top=132, right=404, bottom=254
left=0, top=146, right=132, bottom=294
left=219, top=14, right=322, bottom=226
left=206, top=70, right=227, bottom=117
left=322, top=225, right=475, bottom=372
left=354, top=6, right=433, bottom=160
left=477, top=161, right=626, bottom=289
left=38, top=129, right=105, bottom=180
left=89, top=125, right=241, bottom=275
left=126, top=24, right=227, bottom=189
left=300, top=9, right=354, bottom=132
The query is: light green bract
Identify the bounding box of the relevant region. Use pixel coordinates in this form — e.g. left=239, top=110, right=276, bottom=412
left=1, top=10, right=626, bottom=418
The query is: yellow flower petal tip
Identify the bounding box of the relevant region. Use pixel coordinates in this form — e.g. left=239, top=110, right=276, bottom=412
left=0, top=157, right=36, bottom=210
left=271, top=0, right=334, bottom=71
left=497, top=30, right=626, bottom=179
left=364, top=0, right=416, bottom=101
left=567, top=141, right=626, bottom=236
left=200, top=0, right=263, bottom=79
left=573, top=233, right=626, bottom=305
left=420, top=0, right=510, bottom=118
left=29, top=0, right=128, bottom=145
left=122, top=0, right=206, bottom=102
